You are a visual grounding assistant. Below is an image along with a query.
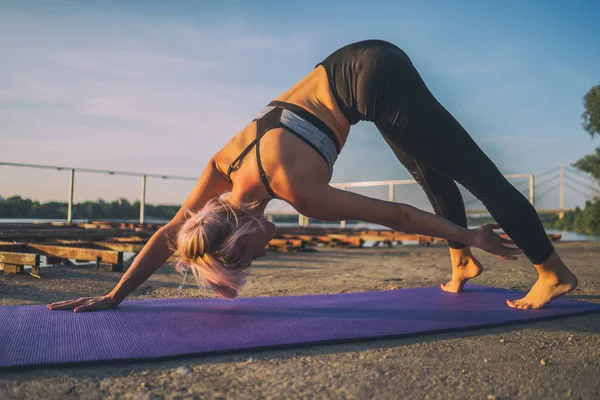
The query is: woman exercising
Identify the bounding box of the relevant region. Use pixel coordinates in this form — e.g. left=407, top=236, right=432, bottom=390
left=48, top=39, right=577, bottom=312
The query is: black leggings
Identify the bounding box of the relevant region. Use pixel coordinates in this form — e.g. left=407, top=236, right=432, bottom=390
left=374, top=56, right=554, bottom=264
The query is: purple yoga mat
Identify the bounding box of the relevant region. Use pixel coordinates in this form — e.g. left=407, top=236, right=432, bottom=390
left=1, top=285, right=598, bottom=370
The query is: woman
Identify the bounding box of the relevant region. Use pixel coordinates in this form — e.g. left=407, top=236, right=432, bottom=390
left=48, top=40, right=576, bottom=312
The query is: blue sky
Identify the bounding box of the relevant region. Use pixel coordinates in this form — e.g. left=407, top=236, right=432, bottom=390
left=1, top=0, right=599, bottom=213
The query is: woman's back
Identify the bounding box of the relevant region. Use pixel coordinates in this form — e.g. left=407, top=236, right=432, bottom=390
left=214, top=66, right=351, bottom=203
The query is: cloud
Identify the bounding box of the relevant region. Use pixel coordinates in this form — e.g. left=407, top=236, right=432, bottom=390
left=0, top=13, right=325, bottom=202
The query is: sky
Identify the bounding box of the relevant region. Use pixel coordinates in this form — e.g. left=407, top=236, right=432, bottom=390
left=1, top=0, right=600, bottom=213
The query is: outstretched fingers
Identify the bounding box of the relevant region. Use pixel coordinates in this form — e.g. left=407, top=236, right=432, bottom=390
left=501, top=245, right=523, bottom=255
left=47, top=297, right=115, bottom=312
left=491, top=227, right=522, bottom=258
left=74, top=300, right=96, bottom=313
left=496, top=244, right=524, bottom=260
left=47, top=298, right=87, bottom=310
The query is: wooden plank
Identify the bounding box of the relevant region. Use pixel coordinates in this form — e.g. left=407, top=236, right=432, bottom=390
left=418, top=236, right=436, bottom=246
left=389, top=233, right=420, bottom=241
left=362, top=230, right=396, bottom=236
left=0, top=251, right=40, bottom=266
left=313, top=235, right=333, bottom=243
left=107, top=237, right=148, bottom=243
left=280, top=234, right=332, bottom=243
left=92, top=242, right=146, bottom=252
left=268, top=239, right=305, bottom=248
left=267, top=238, right=306, bottom=252
left=55, top=239, right=95, bottom=245
left=359, top=235, right=394, bottom=242
left=25, top=240, right=145, bottom=253
left=327, top=235, right=364, bottom=248
left=1, top=230, right=153, bottom=241
left=279, top=234, right=318, bottom=242
left=341, top=237, right=364, bottom=248
left=81, top=223, right=117, bottom=229
left=26, top=243, right=123, bottom=265
left=47, top=240, right=93, bottom=247
left=1, top=263, right=24, bottom=274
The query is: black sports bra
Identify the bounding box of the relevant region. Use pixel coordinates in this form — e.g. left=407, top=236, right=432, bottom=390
left=226, top=101, right=341, bottom=200
left=227, top=106, right=282, bottom=199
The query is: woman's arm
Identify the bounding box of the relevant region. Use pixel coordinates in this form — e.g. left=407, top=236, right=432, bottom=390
left=48, top=157, right=232, bottom=312
left=295, top=185, right=522, bottom=260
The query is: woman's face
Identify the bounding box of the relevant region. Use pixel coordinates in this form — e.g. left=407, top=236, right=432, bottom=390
left=242, top=218, right=277, bottom=262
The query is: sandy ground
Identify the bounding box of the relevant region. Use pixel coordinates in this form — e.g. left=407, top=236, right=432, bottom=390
left=1, top=241, right=599, bottom=400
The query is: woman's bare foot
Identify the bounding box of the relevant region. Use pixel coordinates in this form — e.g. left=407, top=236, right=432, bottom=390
left=441, top=247, right=483, bottom=293
left=507, top=251, right=578, bottom=309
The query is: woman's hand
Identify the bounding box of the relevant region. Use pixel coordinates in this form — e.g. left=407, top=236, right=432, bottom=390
left=47, top=295, right=120, bottom=313
left=470, top=223, right=523, bottom=260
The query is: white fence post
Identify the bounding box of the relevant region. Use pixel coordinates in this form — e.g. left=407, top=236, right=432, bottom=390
left=140, top=175, right=147, bottom=224
left=529, top=174, right=535, bottom=206
left=340, top=185, right=347, bottom=228
left=67, top=169, right=75, bottom=223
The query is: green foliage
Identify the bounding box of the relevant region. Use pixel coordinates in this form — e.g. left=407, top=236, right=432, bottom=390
left=572, top=147, right=600, bottom=181
left=582, top=84, right=600, bottom=137
left=0, top=195, right=179, bottom=221
left=552, top=85, right=600, bottom=234
left=547, top=199, right=600, bottom=235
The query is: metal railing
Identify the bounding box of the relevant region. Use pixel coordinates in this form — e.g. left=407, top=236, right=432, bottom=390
left=319, top=174, right=534, bottom=228
left=1, top=161, right=537, bottom=227
left=0, top=162, right=197, bottom=224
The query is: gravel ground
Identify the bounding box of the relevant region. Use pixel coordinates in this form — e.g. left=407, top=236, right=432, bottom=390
left=1, top=241, right=599, bottom=400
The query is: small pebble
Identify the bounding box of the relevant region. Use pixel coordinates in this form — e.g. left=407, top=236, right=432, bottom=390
left=63, top=385, right=75, bottom=395
left=176, top=366, right=192, bottom=376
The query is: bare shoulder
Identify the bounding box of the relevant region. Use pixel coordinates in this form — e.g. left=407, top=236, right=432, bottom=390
left=212, top=122, right=257, bottom=176
left=211, top=149, right=229, bottom=178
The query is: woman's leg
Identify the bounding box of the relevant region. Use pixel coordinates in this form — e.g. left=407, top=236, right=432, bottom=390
left=380, top=138, right=484, bottom=291
left=379, top=138, right=468, bottom=248
left=374, top=57, right=577, bottom=308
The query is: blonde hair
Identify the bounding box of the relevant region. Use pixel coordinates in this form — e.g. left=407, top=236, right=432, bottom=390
left=173, top=197, right=266, bottom=299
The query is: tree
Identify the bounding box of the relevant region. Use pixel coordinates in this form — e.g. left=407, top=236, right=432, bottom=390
left=582, top=84, right=600, bottom=137
left=573, top=147, right=600, bottom=181
left=573, top=85, right=600, bottom=178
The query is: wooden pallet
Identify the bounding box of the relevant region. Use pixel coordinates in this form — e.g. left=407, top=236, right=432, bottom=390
left=0, top=242, right=123, bottom=275
left=0, top=223, right=562, bottom=275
